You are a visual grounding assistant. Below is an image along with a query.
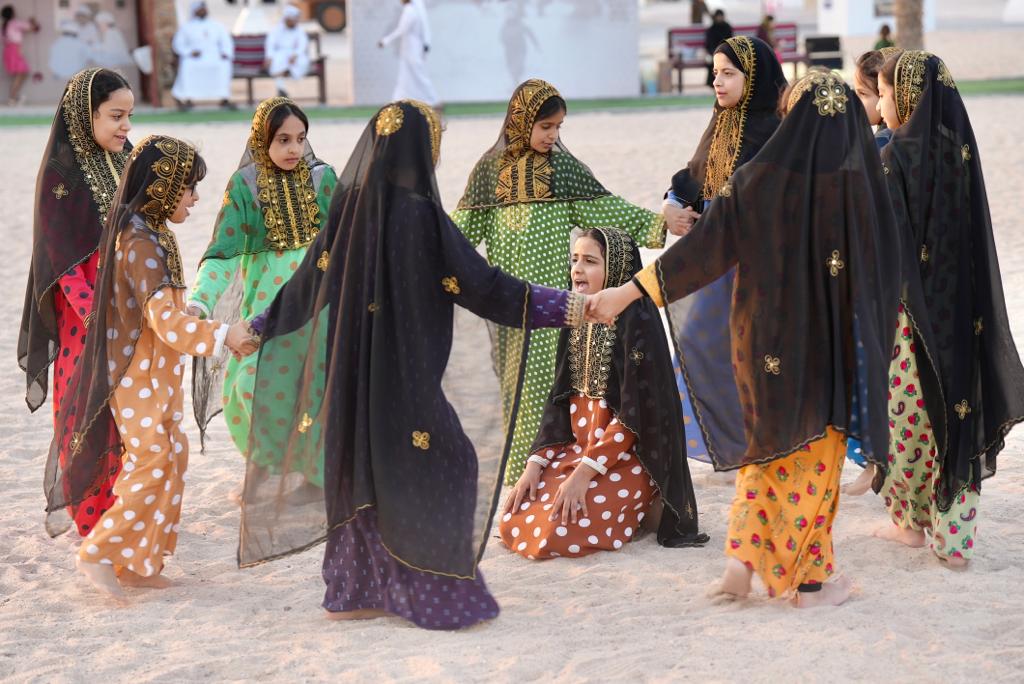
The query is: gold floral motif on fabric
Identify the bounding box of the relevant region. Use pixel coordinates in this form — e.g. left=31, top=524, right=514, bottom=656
left=368, top=302, right=379, bottom=313
left=630, top=347, right=645, bottom=366
left=920, top=244, right=930, bottom=263
left=412, top=431, right=431, bottom=450
left=316, top=251, right=329, bottom=271
left=961, top=144, right=971, bottom=163
left=702, top=37, right=756, bottom=200
left=564, top=291, right=586, bottom=328
left=298, top=412, right=313, bottom=433
left=974, top=317, right=983, bottom=336
left=786, top=70, right=847, bottom=118
left=827, top=250, right=845, bottom=277
left=764, top=355, right=781, bottom=375
left=937, top=60, right=956, bottom=89
left=878, top=46, right=903, bottom=61
left=52, top=183, right=68, bottom=199
left=441, top=276, right=461, bottom=294
left=69, top=432, right=84, bottom=456
left=405, top=100, right=441, bottom=165
left=719, top=181, right=733, bottom=198
left=954, top=400, right=971, bottom=420
left=248, top=98, right=322, bottom=251
left=62, top=68, right=128, bottom=224
left=157, top=228, right=185, bottom=288
left=895, top=50, right=929, bottom=124
left=375, top=103, right=405, bottom=136
left=496, top=78, right=560, bottom=204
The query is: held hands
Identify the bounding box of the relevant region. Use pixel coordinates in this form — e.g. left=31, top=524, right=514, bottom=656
left=185, top=304, right=205, bottom=319
left=663, top=203, right=700, bottom=237
left=585, top=281, right=643, bottom=326
left=225, top=321, right=260, bottom=360
left=503, top=461, right=543, bottom=515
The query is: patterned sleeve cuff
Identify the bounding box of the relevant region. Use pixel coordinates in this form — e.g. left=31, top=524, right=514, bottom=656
left=633, top=263, right=664, bottom=308
left=188, top=299, right=211, bottom=319
left=211, top=323, right=230, bottom=357
left=528, top=285, right=586, bottom=329
left=647, top=212, right=667, bottom=249
left=249, top=310, right=269, bottom=336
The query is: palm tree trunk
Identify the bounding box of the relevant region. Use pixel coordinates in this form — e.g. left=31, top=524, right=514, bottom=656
left=893, top=0, right=925, bottom=50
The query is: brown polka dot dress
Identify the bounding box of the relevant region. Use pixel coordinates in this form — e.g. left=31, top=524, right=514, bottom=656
left=499, top=395, right=656, bottom=559
left=78, top=285, right=226, bottom=577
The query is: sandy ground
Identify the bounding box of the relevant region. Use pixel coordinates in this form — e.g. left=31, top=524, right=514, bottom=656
left=2, top=96, right=1023, bottom=682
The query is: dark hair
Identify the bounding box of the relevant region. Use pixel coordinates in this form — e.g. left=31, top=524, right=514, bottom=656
left=576, top=228, right=607, bottom=256
left=535, top=95, right=567, bottom=122
left=185, top=150, right=208, bottom=189
left=713, top=9, right=725, bottom=19
left=763, top=14, right=774, bottom=22
left=90, top=70, right=132, bottom=113
left=2, top=5, right=14, bottom=35
left=855, top=51, right=885, bottom=94
left=266, top=102, right=309, bottom=145
left=879, top=24, right=891, bottom=35
left=879, top=52, right=899, bottom=88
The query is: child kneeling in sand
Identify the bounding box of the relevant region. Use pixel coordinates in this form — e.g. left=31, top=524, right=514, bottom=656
left=499, top=228, right=708, bottom=559
left=44, top=135, right=256, bottom=600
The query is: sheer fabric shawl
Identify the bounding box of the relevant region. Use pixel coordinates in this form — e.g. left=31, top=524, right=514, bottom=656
left=192, top=96, right=330, bottom=446
left=239, top=101, right=537, bottom=578
left=456, top=78, right=609, bottom=210
left=653, top=72, right=914, bottom=470
left=531, top=228, right=706, bottom=544
left=882, top=51, right=1024, bottom=508
left=43, top=136, right=197, bottom=536
left=19, top=67, right=131, bottom=411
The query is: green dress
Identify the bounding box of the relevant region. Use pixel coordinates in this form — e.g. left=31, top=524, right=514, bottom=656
left=189, top=162, right=336, bottom=481
left=453, top=152, right=664, bottom=483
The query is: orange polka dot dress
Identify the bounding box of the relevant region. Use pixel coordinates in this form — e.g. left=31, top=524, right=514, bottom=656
left=189, top=164, right=335, bottom=479
left=78, top=285, right=227, bottom=577
left=499, top=395, right=656, bottom=559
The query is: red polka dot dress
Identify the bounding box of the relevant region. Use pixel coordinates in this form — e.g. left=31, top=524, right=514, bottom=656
left=499, top=395, right=656, bottom=559
left=53, top=251, right=120, bottom=536
left=78, top=284, right=227, bottom=577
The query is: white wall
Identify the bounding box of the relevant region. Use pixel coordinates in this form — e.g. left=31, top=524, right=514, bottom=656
left=349, top=0, right=640, bottom=106
left=816, top=0, right=937, bottom=37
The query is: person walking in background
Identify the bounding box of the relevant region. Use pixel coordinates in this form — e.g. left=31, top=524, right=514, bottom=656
left=172, top=0, right=236, bottom=111
left=2, top=5, right=39, bottom=105
left=874, top=24, right=895, bottom=49
left=264, top=4, right=309, bottom=98
left=48, top=20, right=91, bottom=80
left=378, top=0, right=440, bottom=109
left=93, top=11, right=134, bottom=70
left=704, top=9, right=733, bottom=87
left=757, top=14, right=781, bottom=59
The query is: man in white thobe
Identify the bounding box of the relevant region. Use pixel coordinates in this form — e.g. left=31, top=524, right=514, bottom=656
left=73, top=6, right=100, bottom=50
left=171, top=1, right=236, bottom=110
left=264, top=5, right=309, bottom=97
left=49, top=20, right=92, bottom=80
left=378, top=0, right=440, bottom=107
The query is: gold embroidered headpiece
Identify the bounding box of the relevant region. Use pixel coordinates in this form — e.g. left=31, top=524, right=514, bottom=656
left=249, top=96, right=321, bottom=251
left=702, top=36, right=757, bottom=200
left=405, top=100, right=441, bottom=165
left=129, top=135, right=196, bottom=228
left=894, top=50, right=955, bottom=124
left=786, top=70, right=849, bottom=117
left=61, top=67, right=129, bottom=224
left=496, top=79, right=561, bottom=204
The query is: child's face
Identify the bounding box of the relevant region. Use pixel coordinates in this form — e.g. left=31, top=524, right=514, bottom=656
left=712, top=52, right=746, bottom=109
left=268, top=114, right=307, bottom=171
left=169, top=185, right=199, bottom=224
left=570, top=236, right=606, bottom=295
left=854, top=70, right=882, bottom=126
left=92, top=87, right=134, bottom=154
left=877, top=75, right=901, bottom=130
left=529, top=108, right=564, bottom=154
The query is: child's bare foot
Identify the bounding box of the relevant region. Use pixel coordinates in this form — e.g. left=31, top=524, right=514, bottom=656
left=796, top=575, right=853, bottom=608
left=873, top=524, right=926, bottom=547
left=935, top=552, right=969, bottom=570
left=842, top=465, right=875, bottom=496
left=227, top=483, right=244, bottom=506
left=119, top=569, right=173, bottom=589
left=719, top=557, right=753, bottom=598
left=324, top=608, right=391, bottom=621
left=76, top=556, right=126, bottom=601
left=286, top=480, right=322, bottom=506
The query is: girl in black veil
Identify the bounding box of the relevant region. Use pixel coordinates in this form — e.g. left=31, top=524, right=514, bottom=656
left=666, top=36, right=787, bottom=467
left=499, top=228, right=708, bottom=559
left=242, top=101, right=586, bottom=629
left=589, top=71, right=915, bottom=606
left=873, top=51, right=1024, bottom=566
left=19, top=67, right=134, bottom=536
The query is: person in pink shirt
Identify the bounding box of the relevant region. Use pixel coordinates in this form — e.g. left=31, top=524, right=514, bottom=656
left=2, top=5, right=39, bottom=105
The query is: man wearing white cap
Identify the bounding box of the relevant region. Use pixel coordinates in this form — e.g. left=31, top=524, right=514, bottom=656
left=378, top=0, right=439, bottom=107
left=171, top=0, right=236, bottom=110
left=73, top=6, right=99, bottom=49
left=49, top=20, right=91, bottom=80
left=264, top=4, right=309, bottom=97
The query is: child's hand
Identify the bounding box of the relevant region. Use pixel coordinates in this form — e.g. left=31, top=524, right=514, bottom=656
left=225, top=321, right=259, bottom=358
left=586, top=282, right=642, bottom=325
left=550, top=466, right=594, bottom=525
left=664, top=204, right=700, bottom=237
left=185, top=304, right=205, bottom=319
left=503, top=461, right=543, bottom=515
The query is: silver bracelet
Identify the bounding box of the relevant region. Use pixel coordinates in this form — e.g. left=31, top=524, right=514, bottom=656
left=527, top=454, right=551, bottom=468
left=581, top=456, right=608, bottom=476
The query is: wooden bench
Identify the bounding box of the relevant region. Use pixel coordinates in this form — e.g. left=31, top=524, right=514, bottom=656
left=667, top=23, right=806, bottom=93
left=232, top=32, right=327, bottom=105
